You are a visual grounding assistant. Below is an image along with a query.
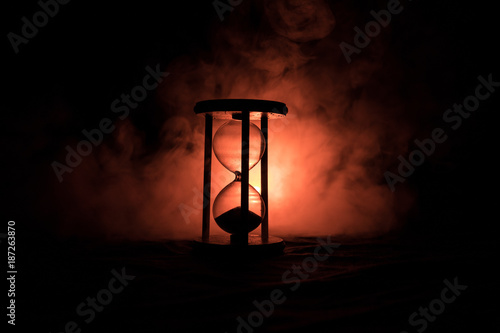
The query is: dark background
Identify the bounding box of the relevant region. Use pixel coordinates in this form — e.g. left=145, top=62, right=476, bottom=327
left=2, top=0, right=498, bottom=237
left=2, top=0, right=499, bottom=332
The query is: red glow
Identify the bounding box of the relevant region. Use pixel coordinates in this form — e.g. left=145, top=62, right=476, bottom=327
left=42, top=0, right=417, bottom=240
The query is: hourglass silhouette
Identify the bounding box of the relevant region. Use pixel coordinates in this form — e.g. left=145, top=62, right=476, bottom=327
left=193, top=99, right=287, bottom=254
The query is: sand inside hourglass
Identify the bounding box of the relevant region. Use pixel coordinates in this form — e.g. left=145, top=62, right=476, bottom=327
left=215, top=207, right=262, bottom=234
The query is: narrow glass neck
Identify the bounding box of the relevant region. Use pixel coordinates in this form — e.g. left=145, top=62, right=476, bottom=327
left=234, top=171, right=241, bottom=181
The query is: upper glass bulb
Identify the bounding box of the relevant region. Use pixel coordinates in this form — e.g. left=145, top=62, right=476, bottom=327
left=213, top=120, right=265, bottom=173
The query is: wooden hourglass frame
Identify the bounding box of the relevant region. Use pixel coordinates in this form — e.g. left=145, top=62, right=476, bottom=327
left=193, top=99, right=287, bottom=254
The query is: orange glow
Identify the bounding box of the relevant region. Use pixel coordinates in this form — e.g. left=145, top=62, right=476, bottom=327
left=43, top=0, right=416, bottom=240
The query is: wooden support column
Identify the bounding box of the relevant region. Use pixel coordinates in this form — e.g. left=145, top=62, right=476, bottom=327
left=232, top=110, right=250, bottom=246
left=261, top=115, right=269, bottom=241
left=202, top=114, right=212, bottom=242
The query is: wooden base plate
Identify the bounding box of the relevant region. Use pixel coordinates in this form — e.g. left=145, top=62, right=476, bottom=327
left=192, top=234, right=285, bottom=256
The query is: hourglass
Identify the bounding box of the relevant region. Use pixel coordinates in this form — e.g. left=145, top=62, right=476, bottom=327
left=193, top=99, right=287, bottom=253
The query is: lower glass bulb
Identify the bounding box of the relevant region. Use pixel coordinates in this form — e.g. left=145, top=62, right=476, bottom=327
left=213, top=180, right=265, bottom=234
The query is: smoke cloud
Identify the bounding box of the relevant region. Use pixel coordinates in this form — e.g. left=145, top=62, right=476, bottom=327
left=38, top=0, right=425, bottom=240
